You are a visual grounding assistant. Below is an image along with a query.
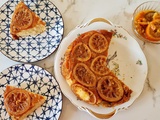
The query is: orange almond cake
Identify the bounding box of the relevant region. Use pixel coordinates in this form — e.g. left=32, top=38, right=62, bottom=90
left=61, top=30, right=132, bottom=107
left=4, top=85, right=46, bottom=120
left=10, top=1, right=46, bottom=40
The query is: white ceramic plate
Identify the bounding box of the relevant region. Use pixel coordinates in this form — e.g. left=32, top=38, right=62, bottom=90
left=0, top=0, right=64, bottom=63
left=0, top=64, right=62, bottom=120
left=54, top=18, right=148, bottom=119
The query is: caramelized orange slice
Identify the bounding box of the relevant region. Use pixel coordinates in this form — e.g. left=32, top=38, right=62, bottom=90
left=153, top=12, right=160, bottom=20
left=71, top=83, right=97, bottom=104
left=71, top=42, right=91, bottom=62
left=97, top=76, right=124, bottom=102
left=89, top=33, right=108, bottom=53
left=144, top=11, right=156, bottom=22
left=4, top=89, right=31, bottom=116
left=91, top=55, right=110, bottom=76
left=146, top=19, right=160, bottom=41
left=73, top=63, right=97, bottom=87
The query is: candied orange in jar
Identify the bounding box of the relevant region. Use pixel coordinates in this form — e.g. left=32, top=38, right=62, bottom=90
left=134, top=10, right=160, bottom=41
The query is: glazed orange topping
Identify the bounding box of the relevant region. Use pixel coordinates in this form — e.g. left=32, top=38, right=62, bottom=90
left=134, top=10, right=160, bottom=41
left=62, top=30, right=132, bottom=107
left=146, top=19, right=160, bottom=40
left=4, top=89, right=31, bottom=116
left=97, top=76, right=124, bottom=102
left=73, top=63, right=97, bottom=87
left=91, top=55, right=110, bottom=76
left=71, top=42, right=91, bottom=62
left=89, top=33, right=109, bottom=53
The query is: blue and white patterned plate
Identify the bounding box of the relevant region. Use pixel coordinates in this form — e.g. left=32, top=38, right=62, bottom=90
left=0, top=0, right=64, bottom=63
left=0, top=64, right=62, bottom=120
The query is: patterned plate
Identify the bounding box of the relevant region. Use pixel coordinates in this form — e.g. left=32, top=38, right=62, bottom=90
left=54, top=18, right=148, bottom=119
left=0, top=0, right=64, bottom=62
left=0, top=64, right=62, bottom=120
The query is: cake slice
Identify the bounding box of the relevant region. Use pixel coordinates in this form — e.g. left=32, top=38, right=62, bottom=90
left=4, top=85, right=46, bottom=120
left=10, top=1, right=46, bottom=40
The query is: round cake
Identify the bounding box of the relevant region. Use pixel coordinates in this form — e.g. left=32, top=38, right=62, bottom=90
left=61, top=30, right=132, bottom=107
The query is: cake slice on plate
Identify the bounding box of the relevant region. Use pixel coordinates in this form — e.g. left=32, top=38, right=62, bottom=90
left=4, top=85, right=46, bottom=120
left=10, top=1, right=46, bottom=40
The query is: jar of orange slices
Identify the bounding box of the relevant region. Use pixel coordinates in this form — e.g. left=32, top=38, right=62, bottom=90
left=132, top=1, right=160, bottom=43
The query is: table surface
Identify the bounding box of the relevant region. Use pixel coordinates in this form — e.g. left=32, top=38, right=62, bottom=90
left=0, top=0, right=160, bottom=120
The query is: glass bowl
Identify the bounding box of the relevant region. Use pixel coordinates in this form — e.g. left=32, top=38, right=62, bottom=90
left=132, top=1, right=160, bottom=43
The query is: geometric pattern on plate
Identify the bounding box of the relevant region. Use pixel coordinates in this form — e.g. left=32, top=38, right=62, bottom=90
left=0, top=0, right=64, bottom=62
left=0, top=64, right=62, bottom=120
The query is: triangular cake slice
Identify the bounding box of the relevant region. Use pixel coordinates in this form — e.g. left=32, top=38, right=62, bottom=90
left=4, top=85, right=46, bottom=120
left=10, top=1, right=46, bottom=40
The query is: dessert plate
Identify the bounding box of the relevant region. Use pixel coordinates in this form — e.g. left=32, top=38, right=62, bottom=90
left=0, top=64, right=62, bottom=120
left=0, top=0, right=64, bottom=63
left=54, top=18, right=148, bottom=119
